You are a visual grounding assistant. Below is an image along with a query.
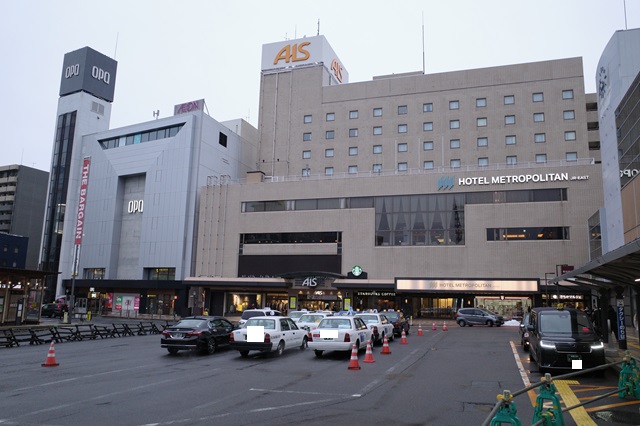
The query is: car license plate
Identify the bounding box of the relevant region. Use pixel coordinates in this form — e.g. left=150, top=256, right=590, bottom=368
left=171, top=333, right=184, bottom=338
left=567, top=354, right=581, bottom=361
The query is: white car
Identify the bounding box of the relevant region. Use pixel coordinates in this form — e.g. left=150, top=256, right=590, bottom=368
left=287, top=310, right=310, bottom=323
left=297, top=313, right=332, bottom=332
left=355, top=313, right=395, bottom=344
left=308, top=316, right=373, bottom=358
left=229, top=316, right=308, bottom=357
left=237, top=308, right=282, bottom=327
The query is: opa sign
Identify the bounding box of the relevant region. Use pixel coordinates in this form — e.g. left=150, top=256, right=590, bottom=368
left=127, top=200, right=143, bottom=214
left=91, top=66, right=111, bottom=84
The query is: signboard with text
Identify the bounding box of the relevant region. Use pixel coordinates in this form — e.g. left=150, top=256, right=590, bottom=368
left=396, top=278, right=538, bottom=293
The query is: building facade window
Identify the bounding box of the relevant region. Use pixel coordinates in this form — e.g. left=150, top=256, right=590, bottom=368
left=373, top=164, right=382, bottom=173
left=477, top=117, right=487, bottom=127
left=398, top=124, right=408, bottom=133
left=478, top=157, right=489, bottom=167
left=533, top=92, right=544, bottom=102
left=349, top=110, right=359, bottom=119
left=504, top=95, right=515, bottom=105
left=450, top=139, right=460, bottom=149
left=325, top=148, right=334, bottom=157
left=349, top=128, right=358, bottom=137
left=398, top=162, right=408, bottom=171
left=423, top=160, right=434, bottom=170
left=536, top=154, right=547, bottom=164
left=348, top=165, right=358, bottom=174
left=373, top=107, right=383, bottom=117
left=302, top=168, right=310, bottom=177
left=563, top=110, right=575, bottom=120
left=451, top=159, right=461, bottom=168
left=505, top=115, right=515, bottom=125
left=533, top=113, right=544, bottom=122
left=373, top=126, right=382, bottom=135
left=398, top=105, right=408, bottom=115
left=506, top=155, right=517, bottom=165
left=303, top=132, right=312, bottom=141
left=534, top=133, right=546, bottom=143
left=566, top=152, right=578, bottom=162
left=505, top=135, right=516, bottom=145
left=147, top=268, right=176, bottom=280
left=398, top=143, right=408, bottom=152
left=562, top=90, right=574, bottom=100
left=326, top=130, right=335, bottom=139
left=84, top=268, right=105, bottom=280
left=487, top=227, right=569, bottom=241
left=349, top=147, right=358, bottom=156
left=304, top=115, right=312, bottom=124
left=449, top=100, right=459, bottom=110
left=302, top=150, right=311, bottom=159
left=325, top=167, right=334, bottom=176
left=373, top=145, right=382, bottom=154
left=564, top=131, right=576, bottom=141
left=476, top=98, right=487, bottom=107
left=423, top=141, right=433, bottom=150
left=477, top=137, right=488, bottom=147
left=326, top=113, right=335, bottom=121
left=423, top=122, right=433, bottom=131
left=450, top=120, right=460, bottom=129
left=423, top=103, right=433, bottom=112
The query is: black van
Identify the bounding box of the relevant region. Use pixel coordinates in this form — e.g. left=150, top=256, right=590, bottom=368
left=528, top=306, right=605, bottom=372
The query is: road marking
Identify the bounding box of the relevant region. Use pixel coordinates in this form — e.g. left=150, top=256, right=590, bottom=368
left=250, top=388, right=353, bottom=397
left=509, top=340, right=538, bottom=407
left=13, top=365, right=149, bottom=392
left=555, top=380, right=597, bottom=425
left=354, top=348, right=421, bottom=397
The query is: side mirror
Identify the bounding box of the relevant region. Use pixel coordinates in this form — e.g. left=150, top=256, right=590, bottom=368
left=527, top=324, right=534, bottom=332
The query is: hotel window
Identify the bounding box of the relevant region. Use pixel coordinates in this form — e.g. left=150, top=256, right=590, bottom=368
left=349, top=128, right=358, bottom=137
left=325, top=167, right=334, bottom=176
left=505, top=135, right=516, bottom=145
left=449, top=100, right=459, bottom=110
left=476, top=98, right=487, bottom=107
left=304, top=115, right=312, bottom=124
left=566, top=152, right=578, bottom=162
left=373, top=126, right=382, bottom=135
left=423, top=122, right=433, bottom=131
left=563, top=110, right=575, bottom=120
left=325, top=148, right=334, bottom=158
left=326, top=112, right=335, bottom=121
left=533, top=113, right=545, bottom=122
left=506, top=155, right=517, bottom=165
left=536, top=154, right=547, bottom=164
left=302, top=168, right=310, bottom=177
left=348, top=165, right=358, bottom=174
left=349, top=110, right=359, bottom=119
left=423, top=141, right=433, bottom=151
left=478, top=157, right=489, bottom=167
left=398, top=162, right=408, bottom=171
left=326, top=130, right=335, bottom=139
left=398, top=105, right=408, bottom=115
left=505, top=115, right=515, bottom=125
left=423, top=103, right=433, bottom=112
left=398, top=124, right=408, bottom=134
left=450, top=139, right=460, bottom=149
left=450, top=159, right=461, bottom=168
left=477, top=137, right=488, bottom=147
left=398, top=143, right=408, bottom=152
left=504, top=95, right=515, bottom=105
left=373, top=145, right=382, bottom=154
left=302, top=150, right=311, bottom=159
left=349, top=147, right=358, bottom=156
left=477, top=117, right=487, bottom=127
left=423, top=160, right=434, bottom=170
left=562, top=90, right=574, bottom=100
left=450, top=120, right=460, bottom=129
left=533, top=92, right=544, bottom=102
left=373, top=164, right=382, bottom=173
left=564, top=131, right=576, bottom=141
left=534, top=133, right=546, bottom=143
left=373, top=107, right=383, bottom=117
left=303, top=132, right=312, bottom=141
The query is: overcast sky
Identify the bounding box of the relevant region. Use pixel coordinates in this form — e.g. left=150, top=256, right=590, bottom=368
left=2, top=0, right=638, bottom=171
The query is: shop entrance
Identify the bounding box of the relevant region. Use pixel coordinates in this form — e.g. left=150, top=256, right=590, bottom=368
left=415, top=297, right=461, bottom=319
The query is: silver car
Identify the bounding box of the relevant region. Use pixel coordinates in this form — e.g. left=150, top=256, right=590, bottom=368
left=455, top=308, right=504, bottom=327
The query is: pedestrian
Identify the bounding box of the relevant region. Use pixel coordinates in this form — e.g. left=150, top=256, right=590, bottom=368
left=608, top=305, right=618, bottom=340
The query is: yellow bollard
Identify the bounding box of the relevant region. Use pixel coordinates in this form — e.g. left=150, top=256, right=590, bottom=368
left=87, top=311, right=92, bottom=321
left=63, top=312, right=69, bottom=323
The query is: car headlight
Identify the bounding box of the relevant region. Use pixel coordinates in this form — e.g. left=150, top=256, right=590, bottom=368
left=540, top=340, right=556, bottom=349
left=591, top=341, right=604, bottom=350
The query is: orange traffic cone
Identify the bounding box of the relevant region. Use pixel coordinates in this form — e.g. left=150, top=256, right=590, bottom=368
left=417, top=325, right=424, bottom=336
left=41, top=341, right=59, bottom=367
left=381, top=335, right=392, bottom=354
left=400, top=329, right=408, bottom=344
left=432, top=322, right=437, bottom=331
left=363, top=341, right=375, bottom=363
left=347, top=343, right=361, bottom=370
left=442, top=322, right=448, bottom=331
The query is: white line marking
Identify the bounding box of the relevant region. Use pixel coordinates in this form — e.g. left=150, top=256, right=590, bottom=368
left=250, top=388, right=352, bottom=397
left=13, top=366, right=148, bottom=392
left=510, top=340, right=531, bottom=387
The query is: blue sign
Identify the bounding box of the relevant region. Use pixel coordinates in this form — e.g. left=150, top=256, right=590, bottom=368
left=438, top=176, right=454, bottom=191
left=617, top=299, right=626, bottom=341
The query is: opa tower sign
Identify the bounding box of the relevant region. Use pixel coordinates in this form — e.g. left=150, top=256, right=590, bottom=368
left=59, top=46, right=118, bottom=102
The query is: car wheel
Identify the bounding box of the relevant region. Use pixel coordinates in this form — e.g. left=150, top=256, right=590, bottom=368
left=487, top=320, right=494, bottom=327
left=239, top=350, right=249, bottom=357
left=523, top=343, right=529, bottom=353
left=314, top=350, right=323, bottom=358
left=300, top=336, right=308, bottom=350
left=458, top=320, right=466, bottom=327
left=205, top=338, right=217, bottom=355
left=167, top=348, right=179, bottom=355
left=355, top=340, right=360, bottom=352
left=276, top=341, right=285, bottom=356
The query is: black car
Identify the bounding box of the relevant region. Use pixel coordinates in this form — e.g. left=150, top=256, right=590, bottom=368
left=385, top=311, right=410, bottom=336
left=527, top=306, right=605, bottom=372
left=41, top=303, right=69, bottom=318
left=519, top=312, right=531, bottom=351
left=161, top=316, right=236, bottom=355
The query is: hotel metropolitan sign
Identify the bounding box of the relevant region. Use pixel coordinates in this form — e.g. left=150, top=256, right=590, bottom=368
left=396, top=279, right=538, bottom=293
left=439, top=172, right=589, bottom=190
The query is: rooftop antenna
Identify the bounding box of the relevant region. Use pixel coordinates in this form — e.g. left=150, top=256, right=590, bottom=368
left=114, top=32, right=119, bottom=59
left=153, top=110, right=159, bottom=119
left=317, top=19, right=320, bottom=35
left=422, top=12, right=426, bottom=74
left=624, top=0, right=628, bottom=30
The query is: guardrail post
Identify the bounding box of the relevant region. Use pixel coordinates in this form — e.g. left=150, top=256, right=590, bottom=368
left=532, top=374, right=565, bottom=426
left=618, top=351, right=640, bottom=399
left=489, top=390, right=521, bottom=426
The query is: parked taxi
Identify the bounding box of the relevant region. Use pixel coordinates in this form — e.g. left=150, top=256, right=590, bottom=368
left=229, top=316, right=308, bottom=357
left=308, top=316, right=373, bottom=358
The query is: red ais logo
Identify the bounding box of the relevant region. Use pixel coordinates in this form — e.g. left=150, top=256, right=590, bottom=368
left=330, top=59, right=343, bottom=83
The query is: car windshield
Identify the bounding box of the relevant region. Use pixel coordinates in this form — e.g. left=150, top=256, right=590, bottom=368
left=539, top=311, right=593, bottom=335
left=174, top=320, right=205, bottom=328
left=299, top=315, right=323, bottom=323
left=245, top=318, right=276, bottom=329
left=385, top=312, right=400, bottom=321
left=319, top=318, right=352, bottom=329
left=289, top=312, right=306, bottom=319
left=241, top=311, right=265, bottom=320
left=357, top=315, right=379, bottom=324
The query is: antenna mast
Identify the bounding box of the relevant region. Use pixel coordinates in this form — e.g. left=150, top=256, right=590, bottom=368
left=422, top=12, right=426, bottom=74
left=317, top=19, right=320, bottom=35
left=624, top=0, right=628, bottom=30
left=114, top=32, right=119, bottom=59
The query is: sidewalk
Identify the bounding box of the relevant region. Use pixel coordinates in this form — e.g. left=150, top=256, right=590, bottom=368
left=605, top=326, right=640, bottom=370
